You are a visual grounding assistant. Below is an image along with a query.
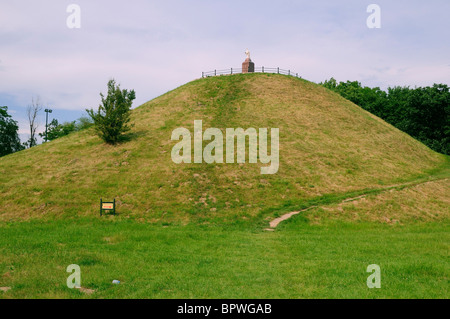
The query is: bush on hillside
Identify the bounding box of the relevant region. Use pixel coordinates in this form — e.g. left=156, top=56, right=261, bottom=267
left=86, top=79, right=136, bottom=144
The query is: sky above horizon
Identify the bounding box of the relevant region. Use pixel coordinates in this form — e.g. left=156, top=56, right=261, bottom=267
left=1, top=0, right=449, bottom=143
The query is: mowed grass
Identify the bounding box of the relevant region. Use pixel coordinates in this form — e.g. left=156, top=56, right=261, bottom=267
left=0, top=218, right=448, bottom=299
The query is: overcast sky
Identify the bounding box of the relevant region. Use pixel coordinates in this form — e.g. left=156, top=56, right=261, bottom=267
left=1, top=0, right=449, bottom=142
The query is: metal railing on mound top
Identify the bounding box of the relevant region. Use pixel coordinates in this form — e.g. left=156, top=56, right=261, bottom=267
left=201, top=67, right=301, bottom=78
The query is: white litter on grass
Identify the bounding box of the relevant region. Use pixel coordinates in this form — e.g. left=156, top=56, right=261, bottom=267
left=112, top=280, right=120, bottom=284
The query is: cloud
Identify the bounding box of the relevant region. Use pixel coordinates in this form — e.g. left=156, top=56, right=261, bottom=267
left=0, top=0, right=448, bottom=123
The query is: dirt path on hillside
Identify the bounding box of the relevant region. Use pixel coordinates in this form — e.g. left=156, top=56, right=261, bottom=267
left=265, top=177, right=448, bottom=230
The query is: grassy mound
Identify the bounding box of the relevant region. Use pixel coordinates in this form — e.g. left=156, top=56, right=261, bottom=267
left=0, top=73, right=447, bottom=223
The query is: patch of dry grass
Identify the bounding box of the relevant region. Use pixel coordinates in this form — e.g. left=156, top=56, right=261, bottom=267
left=305, top=178, right=450, bottom=224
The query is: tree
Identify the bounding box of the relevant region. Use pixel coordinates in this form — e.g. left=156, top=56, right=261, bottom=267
left=320, top=78, right=449, bottom=155
left=75, top=116, right=94, bottom=131
left=0, top=106, right=24, bottom=157
left=33, top=116, right=93, bottom=143
left=38, top=119, right=76, bottom=141
left=86, top=79, right=136, bottom=144
left=27, top=96, right=43, bottom=147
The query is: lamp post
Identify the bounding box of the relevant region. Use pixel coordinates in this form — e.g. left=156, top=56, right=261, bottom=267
left=44, top=108, right=52, bottom=142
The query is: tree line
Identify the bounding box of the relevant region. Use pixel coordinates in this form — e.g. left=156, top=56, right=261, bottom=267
left=320, top=78, right=449, bottom=155
left=0, top=100, right=94, bottom=157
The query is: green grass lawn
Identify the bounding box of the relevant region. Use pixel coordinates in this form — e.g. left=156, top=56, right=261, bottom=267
left=1, top=217, right=448, bottom=299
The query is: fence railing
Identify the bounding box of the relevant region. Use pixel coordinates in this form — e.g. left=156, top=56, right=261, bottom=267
left=202, top=67, right=301, bottom=78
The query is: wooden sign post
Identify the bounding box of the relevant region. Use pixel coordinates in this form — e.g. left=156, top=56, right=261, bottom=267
left=100, top=198, right=116, bottom=216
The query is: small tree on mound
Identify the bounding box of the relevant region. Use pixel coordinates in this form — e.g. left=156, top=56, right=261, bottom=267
left=86, top=79, right=136, bottom=144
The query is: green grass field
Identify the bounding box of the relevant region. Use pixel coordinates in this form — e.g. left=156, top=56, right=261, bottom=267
left=0, top=218, right=448, bottom=298
left=0, top=74, right=448, bottom=298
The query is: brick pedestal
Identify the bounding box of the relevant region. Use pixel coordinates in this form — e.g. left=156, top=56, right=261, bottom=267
left=242, top=58, right=255, bottom=73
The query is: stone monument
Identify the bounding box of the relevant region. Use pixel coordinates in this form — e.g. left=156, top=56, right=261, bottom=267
left=242, top=49, right=255, bottom=73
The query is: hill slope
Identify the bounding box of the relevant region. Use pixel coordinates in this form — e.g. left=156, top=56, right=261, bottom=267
left=0, top=73, right=447, bottom=223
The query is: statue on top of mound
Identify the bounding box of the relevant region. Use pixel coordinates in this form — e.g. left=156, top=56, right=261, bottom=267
left=245, top=49, right=251, bottom=61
